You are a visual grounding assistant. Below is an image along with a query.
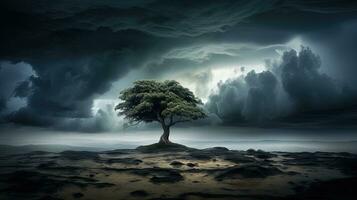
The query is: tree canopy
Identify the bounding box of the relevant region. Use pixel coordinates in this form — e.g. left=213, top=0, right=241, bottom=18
left=115, top=80, right=206, bottom=127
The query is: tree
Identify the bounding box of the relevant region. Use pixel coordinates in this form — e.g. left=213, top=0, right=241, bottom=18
left=115, top=80, right=206, bottom=144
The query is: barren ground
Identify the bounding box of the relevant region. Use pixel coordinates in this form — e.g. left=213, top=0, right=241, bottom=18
left=0, top=143, right=356, bottom=200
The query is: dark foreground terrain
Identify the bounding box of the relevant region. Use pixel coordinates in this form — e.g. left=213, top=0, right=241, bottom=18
left=0, top=143, right=356, bottom=200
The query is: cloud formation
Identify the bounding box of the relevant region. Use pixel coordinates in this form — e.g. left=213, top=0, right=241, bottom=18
left=206, top=47, right=353, bottom=125
left=0, top=0, right=357, bottom=131
left=278, top=47, right=341, bottom=110
left=0, top=62, right=35, bottom=116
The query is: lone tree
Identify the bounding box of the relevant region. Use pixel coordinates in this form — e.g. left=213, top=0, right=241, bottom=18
left=115, top=80, right=206, bottom=144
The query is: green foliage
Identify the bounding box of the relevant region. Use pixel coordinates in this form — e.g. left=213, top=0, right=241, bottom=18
left=115, top=80, right=206, bottom=126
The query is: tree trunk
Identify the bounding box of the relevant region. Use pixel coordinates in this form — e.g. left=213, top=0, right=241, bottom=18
left=159, top=125, right=170, bottom=144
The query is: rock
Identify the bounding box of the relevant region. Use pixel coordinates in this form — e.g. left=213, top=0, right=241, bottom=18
left=104, top=149, right=133, bottom=155
left=186, top=163, right=197, bottom=167
left=224, top=153, right=255, bottom=163
left=215, top=164, right=283, bottom=180
left=170, top=161, right=184, bottom=167
left=105, top=158, right=142, bottom=165
left=136, top=143, right=196, bottom=153
left=247, top=149, right=256, bottom=153
left=246, top=149, right=276, bottom=159
left=189, top=147, right=230, bottom=160
left=149, top=170, right=184, bottom=183
left=203, top=147, right=229, bottom=154
left=127, top=168, right=184, bottom=183
left=130, top=190, right=149, bottom=197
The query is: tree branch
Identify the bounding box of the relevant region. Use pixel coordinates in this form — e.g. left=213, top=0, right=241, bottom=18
left=169, top=115, right=173, bottom=125
left=170, top=119, right=191, bottom=126
left=123, top=120, right=141, bottom=129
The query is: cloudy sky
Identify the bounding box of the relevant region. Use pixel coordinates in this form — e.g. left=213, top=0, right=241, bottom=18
left=1, top=0, right=357, bottom=134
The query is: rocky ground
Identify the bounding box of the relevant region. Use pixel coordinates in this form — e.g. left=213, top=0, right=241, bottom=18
left=0, top=143, right=356, bottom=200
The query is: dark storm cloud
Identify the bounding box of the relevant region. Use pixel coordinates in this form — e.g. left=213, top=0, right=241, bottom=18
left=206, top=47, right=353, bottom=125
left=206, top=77, right=247, bottom=123
left=0, top=26, right=173, bottom=126
left=206, top=70, right=280, bottom=124
left=0, top=62, right=34, bottom=116
left=0, top=0, right=357, bottom=130
left=13, top=80, right=31, bottom=98
left=277, top=47, right=340, bottom=110
left=243, top=70, right=278, bottom=122
left=1, top=0, right=277, bottom=37
left=143, top=43, right=291, bottom=80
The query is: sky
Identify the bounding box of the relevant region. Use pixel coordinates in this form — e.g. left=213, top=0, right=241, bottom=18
left=1, top=0, right=357, bottom=137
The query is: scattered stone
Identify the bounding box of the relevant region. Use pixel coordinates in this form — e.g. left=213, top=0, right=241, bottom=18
left=246, top=149, right=276, bottom=159
left=246, top=149, right=255, bottom=154
left=186, top=163, right=197, bottom=167
left=92, top=182, right=115, bottom=188
left=170, top=161, right=184, bottom=167
left=187, top=147, right=229, bottom=160
left=149, top=170, right=184, bottom=183
left=130, top=190, right=149, bottom=197
left=104, top=149, right=133, bottom=155
left=203, top=147, right=229, bottom=154
left=215, top=164, right=283, bottom=180
left=224, top=153, right=255, bottom=163
left=105, top=158, right=142, bottom=165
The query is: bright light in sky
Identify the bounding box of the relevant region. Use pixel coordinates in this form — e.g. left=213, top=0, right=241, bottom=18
left=92, top=99, right=117, bottom=115
left=286, top=36, right=303, bottom=51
